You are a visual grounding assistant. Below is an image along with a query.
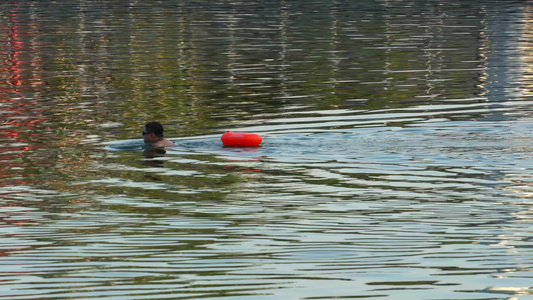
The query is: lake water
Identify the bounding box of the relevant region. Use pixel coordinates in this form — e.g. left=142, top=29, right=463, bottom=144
left=1, top=1, right=533, bottom=299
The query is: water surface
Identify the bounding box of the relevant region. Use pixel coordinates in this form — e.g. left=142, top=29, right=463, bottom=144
left=1, top=1, right=533, bottom=299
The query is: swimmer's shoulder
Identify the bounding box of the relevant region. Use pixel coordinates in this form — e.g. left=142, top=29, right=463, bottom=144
left=154, top=139, right=177, bottom=148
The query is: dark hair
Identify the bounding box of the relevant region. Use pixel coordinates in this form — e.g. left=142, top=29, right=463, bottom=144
left=145, top=122, right=164, bottom=137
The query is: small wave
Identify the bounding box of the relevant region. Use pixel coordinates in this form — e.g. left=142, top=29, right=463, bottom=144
left=104, top=140, right=145, bottom=152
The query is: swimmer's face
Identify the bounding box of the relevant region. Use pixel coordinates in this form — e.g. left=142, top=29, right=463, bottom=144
left=143, top=127, right=158, bottom=144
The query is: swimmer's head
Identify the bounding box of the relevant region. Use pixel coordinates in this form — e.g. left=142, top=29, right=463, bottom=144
left=143, top=121, right=164, bottom=143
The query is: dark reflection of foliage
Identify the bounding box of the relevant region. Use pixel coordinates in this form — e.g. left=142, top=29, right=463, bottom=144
left=0, top=0, right=496, bottom=145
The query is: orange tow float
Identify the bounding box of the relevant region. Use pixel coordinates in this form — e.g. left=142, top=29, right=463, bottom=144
left=221, top=132, right=262, bottom=146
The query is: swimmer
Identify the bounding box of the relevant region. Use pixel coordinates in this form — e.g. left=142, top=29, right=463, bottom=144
left=142, top=121, right=176, bottom=148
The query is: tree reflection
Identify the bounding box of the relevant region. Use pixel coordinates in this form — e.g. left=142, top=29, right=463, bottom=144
left=0, top=0, right=530, bottom=191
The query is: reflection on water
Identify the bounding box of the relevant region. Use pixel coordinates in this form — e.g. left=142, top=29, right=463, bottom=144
left=1, top=0, right=533, bottom=299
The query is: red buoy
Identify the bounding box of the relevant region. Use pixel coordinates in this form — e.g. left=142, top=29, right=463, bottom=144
left=221, top=132, right=262, bottom=146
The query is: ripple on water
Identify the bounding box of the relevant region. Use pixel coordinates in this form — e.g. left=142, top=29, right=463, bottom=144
left=1, top=0, right=533, bottom=298
left=2, top=123, right=533, bottom=300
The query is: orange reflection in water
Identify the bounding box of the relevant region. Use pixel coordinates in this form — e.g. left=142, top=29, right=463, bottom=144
left=7, top=6, right=22, bottom=89
left=0, top=3, right=48, bottom=186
